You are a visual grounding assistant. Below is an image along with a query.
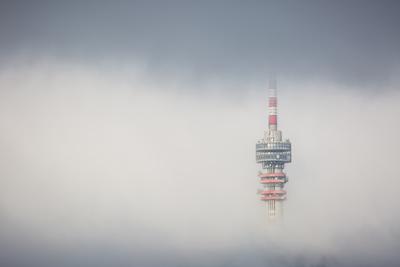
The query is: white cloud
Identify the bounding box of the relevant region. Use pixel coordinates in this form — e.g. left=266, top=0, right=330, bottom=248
left=0, top=59, right=399, bottom=266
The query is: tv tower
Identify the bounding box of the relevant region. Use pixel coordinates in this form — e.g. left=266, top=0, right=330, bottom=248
left=256, top=79, right=291, bottom=221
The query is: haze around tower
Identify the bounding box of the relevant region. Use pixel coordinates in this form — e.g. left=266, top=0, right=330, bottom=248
left=1, top=1, right=400, bottom=266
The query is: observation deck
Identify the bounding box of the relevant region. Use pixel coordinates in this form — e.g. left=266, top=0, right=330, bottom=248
left=256, top=141, right=291, bottom=163
left=256, top=142, right=291, bottom=151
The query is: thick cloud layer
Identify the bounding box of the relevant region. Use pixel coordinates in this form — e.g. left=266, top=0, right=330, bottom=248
left=0, top=60, right=399, bottom=266
left=1, top=1, right=400, bottom=87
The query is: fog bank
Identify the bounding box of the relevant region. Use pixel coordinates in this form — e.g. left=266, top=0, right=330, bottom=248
left=0, top=60, right=399, bottom=266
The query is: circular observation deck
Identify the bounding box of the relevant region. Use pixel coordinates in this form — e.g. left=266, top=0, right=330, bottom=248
left=256, top=141, right=291, bottom=164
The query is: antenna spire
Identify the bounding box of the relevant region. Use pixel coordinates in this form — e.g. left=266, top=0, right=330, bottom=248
left=268, top=79, right=278, bottom=130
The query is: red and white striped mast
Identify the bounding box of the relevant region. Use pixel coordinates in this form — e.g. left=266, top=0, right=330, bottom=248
left=256, top=79, right=292, bottom=221
left=268, top=79, right=278, bottom=131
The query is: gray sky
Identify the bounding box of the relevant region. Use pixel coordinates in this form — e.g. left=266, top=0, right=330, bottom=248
left=1, top=0, right=400, bottom=88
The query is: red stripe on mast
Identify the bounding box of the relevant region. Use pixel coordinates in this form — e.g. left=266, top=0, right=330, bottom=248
left=269, top=97, right=277, bottom=107
left=269, top=115, right=277, bottom=125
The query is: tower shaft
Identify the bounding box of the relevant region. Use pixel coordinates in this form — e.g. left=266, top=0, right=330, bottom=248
left=256, top=80, right=291, bottom=222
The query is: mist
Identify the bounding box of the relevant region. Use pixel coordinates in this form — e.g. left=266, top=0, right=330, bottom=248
left=0, top=59, right=399, bottom=266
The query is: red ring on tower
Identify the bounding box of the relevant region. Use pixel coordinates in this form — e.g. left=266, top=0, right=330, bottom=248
left=261, top=196, right=286, bottom=201
left=260, top=179, right=286, bottom=184
left=260, top=190, right=286, bottom=195
left=258, top=172, right=286, bottom=178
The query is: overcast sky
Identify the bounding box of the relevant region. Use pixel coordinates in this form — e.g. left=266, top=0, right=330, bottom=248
left=1, top=0, right=400, bottom=88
